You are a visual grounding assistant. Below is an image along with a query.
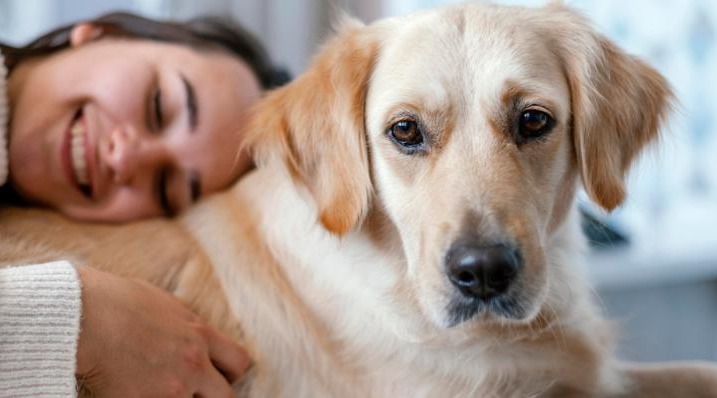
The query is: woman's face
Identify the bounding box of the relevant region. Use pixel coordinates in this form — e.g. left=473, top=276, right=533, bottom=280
left=7, top=25, right=262, bottom=222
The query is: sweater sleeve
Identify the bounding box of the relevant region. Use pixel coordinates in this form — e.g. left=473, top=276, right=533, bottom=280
left=0, top=261, right=81, bottom=397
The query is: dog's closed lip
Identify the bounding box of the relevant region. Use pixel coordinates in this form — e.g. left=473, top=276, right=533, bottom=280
left=446, top=295, right=526, bottom=327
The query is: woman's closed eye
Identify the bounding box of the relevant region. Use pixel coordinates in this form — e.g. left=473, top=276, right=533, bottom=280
left=153, top=88, right=165, bottom=130
left=154, top=167, right=200, bottom=217
left=155, top=166, right=173, bottom=216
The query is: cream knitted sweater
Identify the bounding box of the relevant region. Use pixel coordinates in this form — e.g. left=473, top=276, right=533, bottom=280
left=1, top=51, right=82, bottom=397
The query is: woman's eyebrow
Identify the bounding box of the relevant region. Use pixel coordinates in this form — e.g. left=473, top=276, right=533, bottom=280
left=180, top=74, right=199, bottom=132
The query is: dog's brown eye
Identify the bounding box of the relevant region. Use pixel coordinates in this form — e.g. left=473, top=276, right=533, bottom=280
left=518, top=110, right=554, bottom=140
left=388, top=120, right=424, bottom=152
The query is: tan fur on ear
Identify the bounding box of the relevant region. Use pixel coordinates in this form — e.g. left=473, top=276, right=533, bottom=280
left=243, top=19, right=378, bottom=235
left=547, top=7, right=673, bottom=211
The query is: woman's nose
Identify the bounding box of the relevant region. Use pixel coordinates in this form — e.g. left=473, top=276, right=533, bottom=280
left=105, top=127, right=162, bottom=185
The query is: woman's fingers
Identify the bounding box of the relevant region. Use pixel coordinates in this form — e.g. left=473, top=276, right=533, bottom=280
left=75, top=267, right=251, bottom=397
left=202, top=323, right=251, bottom=383
left=194, top=362, right=238, bottom=398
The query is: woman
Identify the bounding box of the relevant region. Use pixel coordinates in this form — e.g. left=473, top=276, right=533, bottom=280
left=0, top=12, right=287, bottom=396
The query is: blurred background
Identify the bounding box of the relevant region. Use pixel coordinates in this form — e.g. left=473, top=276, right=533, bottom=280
left=2, top=0, right=716, bottom=363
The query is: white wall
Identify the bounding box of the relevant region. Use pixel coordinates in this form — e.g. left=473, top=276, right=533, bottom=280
left=167, top=0, right=332, bottom=75
left=0, top=0, right=383, bottom=75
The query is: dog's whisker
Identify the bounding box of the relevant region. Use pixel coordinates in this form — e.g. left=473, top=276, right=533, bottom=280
left=543, top=300, right=568, bottom=352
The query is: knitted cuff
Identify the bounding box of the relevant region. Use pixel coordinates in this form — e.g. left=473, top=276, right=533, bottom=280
left=0, top=261, right=81, bottom=397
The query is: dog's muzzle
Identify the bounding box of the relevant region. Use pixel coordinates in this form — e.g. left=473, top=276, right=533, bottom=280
left=445, top=242, right=523, bottom=300
left=443, top=241, right=525, bottom=325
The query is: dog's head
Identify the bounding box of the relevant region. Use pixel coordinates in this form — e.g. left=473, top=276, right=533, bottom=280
left=246, top=4, right=671, bottom=329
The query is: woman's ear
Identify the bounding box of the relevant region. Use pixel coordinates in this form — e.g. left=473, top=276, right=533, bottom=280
left=70, top=23, right=104, bottom=47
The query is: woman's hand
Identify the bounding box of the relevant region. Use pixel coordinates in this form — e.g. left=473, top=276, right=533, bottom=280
left=75, top=267, right=249, bottom=397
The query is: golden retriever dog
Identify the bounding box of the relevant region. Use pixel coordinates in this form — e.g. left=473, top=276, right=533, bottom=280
left=2, top=3, right=717, bottom=397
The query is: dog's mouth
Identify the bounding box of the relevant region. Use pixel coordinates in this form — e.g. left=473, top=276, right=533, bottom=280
left=445, top=292, right=530, bottom=327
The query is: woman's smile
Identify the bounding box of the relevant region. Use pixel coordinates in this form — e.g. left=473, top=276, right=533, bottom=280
left=63, top=108, right=94, bottom=198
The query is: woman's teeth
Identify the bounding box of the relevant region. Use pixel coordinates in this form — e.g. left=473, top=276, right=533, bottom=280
left=70, top=119, right=89, bottom=186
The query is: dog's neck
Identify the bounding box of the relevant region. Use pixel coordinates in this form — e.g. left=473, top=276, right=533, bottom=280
left=357, top=200, right=404, bottom=258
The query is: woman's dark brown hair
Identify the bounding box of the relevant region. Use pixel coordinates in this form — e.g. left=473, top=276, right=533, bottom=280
left=0, top=12, right=290, bottom=89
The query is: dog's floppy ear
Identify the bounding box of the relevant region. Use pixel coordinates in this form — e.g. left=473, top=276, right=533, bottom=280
left=244, top=19, right=378, bottom=235
left=548, top=6, right=673, bottom=211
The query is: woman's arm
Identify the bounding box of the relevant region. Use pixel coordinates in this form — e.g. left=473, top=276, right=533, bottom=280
left=0, top=262, right=250, bottom=397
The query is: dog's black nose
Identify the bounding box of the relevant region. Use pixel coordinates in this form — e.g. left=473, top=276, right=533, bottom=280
left=445, top=242, right=522, bottom=300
